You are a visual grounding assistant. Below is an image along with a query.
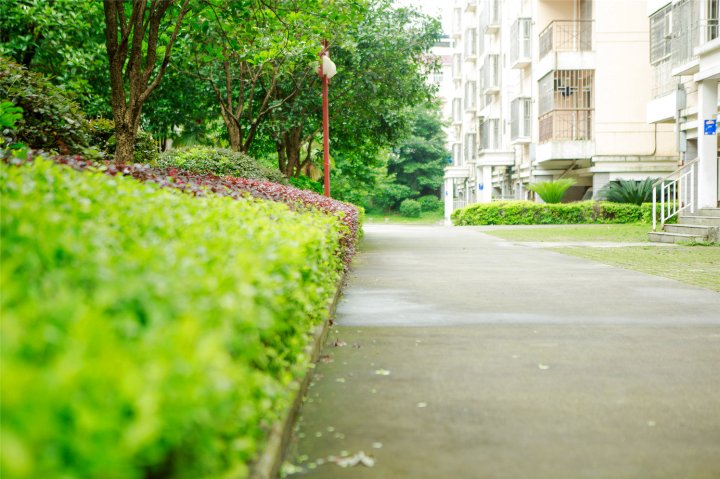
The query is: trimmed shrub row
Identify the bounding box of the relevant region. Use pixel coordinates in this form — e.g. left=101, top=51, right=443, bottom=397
left=157, top=146, right=287, bottom=185
left=1, top=157, right=344, bottom=478
left=451, top=200, right=674, bottom=226
left=44, top=155, right=361, bottom=268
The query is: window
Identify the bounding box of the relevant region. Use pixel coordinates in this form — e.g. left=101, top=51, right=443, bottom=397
left=465, top=28, right=478, bottom=56
left=464, top=133, right=476, bottom=162
left=511, top=98, right=532, bottom=141
left=538, top=70, right=594, bottom=142
left=511, top=18, right=532, bottom=65
left=464, top=81, right=477, bottom=110
left=452, top=143, right=462, bottom=166
left=650, top=5, right=672, bottom=64
left=452, top=98, right=462, bottom=122
left=480, top=118, right=500, bottom=150
left=708, top=0, right=719, bottom=41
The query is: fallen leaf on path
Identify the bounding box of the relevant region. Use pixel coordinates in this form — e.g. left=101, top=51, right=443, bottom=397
left=329, top=451, right=375, bottom=468
left=375, top=369, right=391, bottom=376
left=372, top=442, right=383, bottom=449
left=335, top=378, right=346, bottom=383
left=538, top=363, right=550, bottom=370
left=331, top=338, right=347, bottom=347
left=352, top=343, right=361, bottom=349
left=417, top=402, right=428, bottom=408
left=319, top=354, right=333, bottom=363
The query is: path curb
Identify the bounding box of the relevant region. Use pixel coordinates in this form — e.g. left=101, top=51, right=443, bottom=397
left=249, top=274, right=346, bottom=479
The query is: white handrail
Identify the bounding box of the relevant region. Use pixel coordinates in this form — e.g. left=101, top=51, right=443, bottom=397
left=652, top=159, right=699, bottom=231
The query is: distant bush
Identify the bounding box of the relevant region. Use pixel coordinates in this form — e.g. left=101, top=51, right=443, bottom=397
left=158, top=146, right=287, bottom=184
left=1, top=157, right=343, bottom=478
left=399, top=198, right=422, bottom=217
left=452, top=201, right=664, bottom=226
left=417, top=194, right=442, bottom=212
left=132, top=129, right=158, bottom=164
left=0, top=57, right=89, bottom=153
left=598, top=178, right=659, bottom=205
left=289, top=175, right=323, bottom=194
left=527, top=179, right=576, bottom=204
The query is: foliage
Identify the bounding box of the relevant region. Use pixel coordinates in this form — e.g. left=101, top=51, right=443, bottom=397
left=598, top=178, right=660, bottom=205
left=527, top=179, right=576, bottom=204
left=0, top=57, right=89, bottom=153
left=0, top=100, right=26, bottom=158
left=289, top=175, right=323, bottom=194
left=41, top=155, right=360, bottom=268
left=86, top=118, right=116, bottom=155
left=1, top=157, right=343, bottom=478
left=132, top=130, right=159, bottom=164
left=158, top=147, right=287, bottom=184
left=102, top=0, right=193, bottom=163
left=399, top=198, right=422, bottom=218
left=0, top=0, right=109, bottom=117
left=389, top=103, right=449, bottom=197
left=452, top=201, right=661, bottom=226
left=417, top=195, right=442, bottom=212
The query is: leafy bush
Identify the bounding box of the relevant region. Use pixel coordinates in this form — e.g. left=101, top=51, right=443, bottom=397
left=1, top=157, right=343, bottom=478
left=399, top=198, right=422, bottom=217
left=598, top=178, right=659, bottom=205
left=86, top=118, right=158, bottom=163
left=289, top=175, right=323, bottom=194
left=0, top=57, right=89, bottom=153
left=452, top=201, right=659, bottom=226
left=133, top=129, right=158, bottom=164
left=0, top=100, right=26, bottom=158
left=158, top=146, right=287, bottom=184
left=527, top=179, right=576, bottom=204
left=417, top=194, right=442, bottom=212
left=372, top=181, right=414, bottom=211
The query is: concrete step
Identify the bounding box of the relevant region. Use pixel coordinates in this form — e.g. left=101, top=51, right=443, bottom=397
left=647, top=231, right=707, bottom=244
left=664, top=224, right=713, bottom=237
left=694, top=208, right=720, bottom=217
left=678, top=215, right=720, bottom=226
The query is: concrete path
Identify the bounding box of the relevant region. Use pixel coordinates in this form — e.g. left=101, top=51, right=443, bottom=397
left=285, top=224, right=720, bottom=479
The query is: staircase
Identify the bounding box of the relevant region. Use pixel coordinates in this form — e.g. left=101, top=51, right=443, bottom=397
left=648, top=208, right=720, bottom=244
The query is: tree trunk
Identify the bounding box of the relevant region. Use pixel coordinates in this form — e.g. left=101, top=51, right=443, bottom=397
left=222, top=112, right=243, bottom=152
left=114, top=120, right=137, bottom=164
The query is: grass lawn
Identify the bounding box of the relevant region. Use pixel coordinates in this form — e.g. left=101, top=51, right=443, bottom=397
left=482, top=223, right=652, bottom=243
left=554, top=245, right=720, bottom=292
left=365, top=210, right=444, bottom=225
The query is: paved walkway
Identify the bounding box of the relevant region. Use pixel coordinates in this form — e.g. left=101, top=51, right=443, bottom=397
left=286, top=224, right=720, bottom=478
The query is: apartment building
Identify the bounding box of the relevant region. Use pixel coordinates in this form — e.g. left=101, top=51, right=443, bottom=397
left=444, top=0, right=687, bottom=219
left=647, top=0, right=720, bottom=209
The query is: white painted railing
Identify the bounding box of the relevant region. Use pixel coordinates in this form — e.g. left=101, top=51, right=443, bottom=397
left=652, top=159, right=699, bottom=231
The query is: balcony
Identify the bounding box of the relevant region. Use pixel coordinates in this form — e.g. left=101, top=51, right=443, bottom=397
left=539, top=20, right=593, bottom=59
left=538, top=110, right=592, bottom=143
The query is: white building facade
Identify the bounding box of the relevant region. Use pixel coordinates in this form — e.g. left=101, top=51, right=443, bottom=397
left=647, top=0, right=720, bottom=209
left=443, top=0, right=716, bottom=219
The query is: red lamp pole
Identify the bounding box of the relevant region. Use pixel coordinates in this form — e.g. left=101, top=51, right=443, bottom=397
left=320, top=39, right=331, bottom=197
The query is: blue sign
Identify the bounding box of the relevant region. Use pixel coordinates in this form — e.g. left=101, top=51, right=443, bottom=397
left=704, top=119, right=717, bottom=135
left=478, top=183, right=484, bottom=191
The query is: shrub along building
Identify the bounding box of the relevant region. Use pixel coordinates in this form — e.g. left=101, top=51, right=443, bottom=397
left=443, top=0, right=720, bottom=219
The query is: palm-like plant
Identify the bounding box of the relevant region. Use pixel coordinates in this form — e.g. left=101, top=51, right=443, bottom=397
left=598, top=178, right=659, bottom=205
left=527, top=178, right=576, bottom=203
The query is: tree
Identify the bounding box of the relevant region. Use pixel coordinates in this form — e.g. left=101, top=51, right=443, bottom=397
left=102, top=0, right=192, bottom=164
left=388, top=103, right=449, bottom=197
left=261, top=0, right=442, bottom=181
left=0, top=0, right=109, bottom=117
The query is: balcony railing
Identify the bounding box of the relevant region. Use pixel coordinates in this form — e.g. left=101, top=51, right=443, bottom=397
left=539, top=20, right=593, bottom=59
left=538, top=110, right=592, bottom=143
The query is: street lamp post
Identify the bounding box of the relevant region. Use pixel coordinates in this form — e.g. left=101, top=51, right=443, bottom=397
left=318, top=40, right=337, bottom=197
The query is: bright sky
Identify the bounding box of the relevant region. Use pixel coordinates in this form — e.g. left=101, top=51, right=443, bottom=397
left=395, top=0, right=453, bottom=34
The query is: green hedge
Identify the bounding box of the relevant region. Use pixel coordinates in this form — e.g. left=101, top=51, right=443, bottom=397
left=157, top=146, right=286, bottom=184
left=451, top=201, right=675, bottom=225
left=0, top=158, right=343, bottom=478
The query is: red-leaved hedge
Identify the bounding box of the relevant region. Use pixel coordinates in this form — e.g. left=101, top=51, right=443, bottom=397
left=32, top=155, right=362, bottom=267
